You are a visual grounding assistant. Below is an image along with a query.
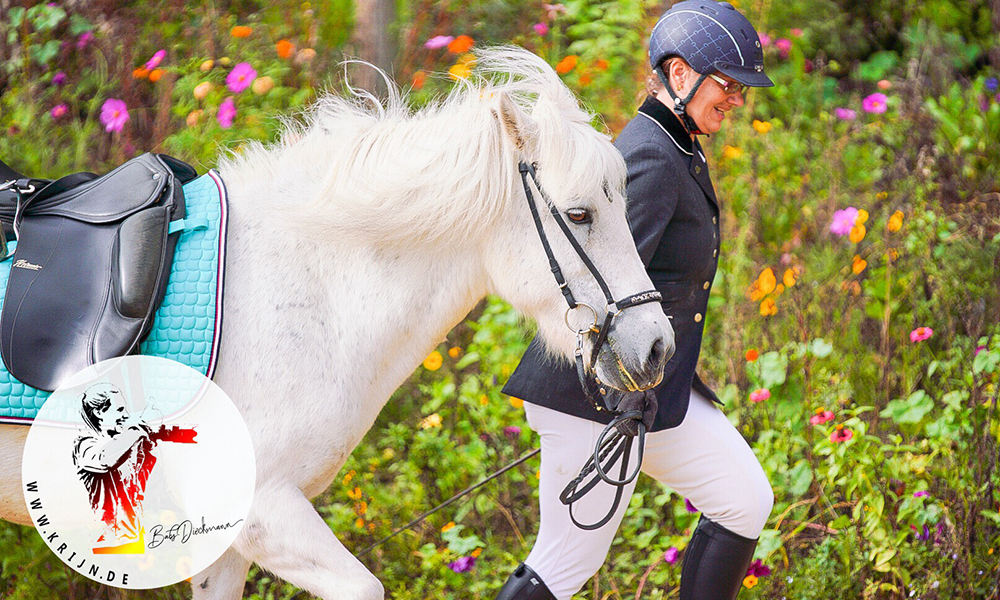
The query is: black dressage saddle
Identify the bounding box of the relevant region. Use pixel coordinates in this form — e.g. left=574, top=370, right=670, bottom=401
left=0, top=153, right=197, bottom=391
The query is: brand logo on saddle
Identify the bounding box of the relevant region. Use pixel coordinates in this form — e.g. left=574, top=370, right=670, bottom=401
left=13, top=259, right=42, bottom=271
left=21, top=356, right=256, bottom=590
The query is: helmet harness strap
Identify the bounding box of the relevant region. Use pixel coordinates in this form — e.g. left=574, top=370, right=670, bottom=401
left=655, top=64, right=709, bottom=136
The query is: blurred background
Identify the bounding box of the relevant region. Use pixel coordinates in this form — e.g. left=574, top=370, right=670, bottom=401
left=1, top=0, right=999, bottom=598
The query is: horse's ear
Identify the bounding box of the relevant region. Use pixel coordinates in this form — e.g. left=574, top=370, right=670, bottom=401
left=493, top=92, right=538, bottom=156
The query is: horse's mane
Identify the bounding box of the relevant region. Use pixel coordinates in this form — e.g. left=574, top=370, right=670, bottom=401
left=219, top=46, right=627, bottom=246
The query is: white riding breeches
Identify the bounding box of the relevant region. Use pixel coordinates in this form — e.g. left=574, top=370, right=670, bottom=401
left=522, top=388, right=773, bottom=600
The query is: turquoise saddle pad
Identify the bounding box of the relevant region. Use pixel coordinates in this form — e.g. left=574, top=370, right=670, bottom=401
left=0, top=170, right=228, bottom=424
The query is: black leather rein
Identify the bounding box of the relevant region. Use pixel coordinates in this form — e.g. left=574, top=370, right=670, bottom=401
left=518, top=161, right=660, bottom=530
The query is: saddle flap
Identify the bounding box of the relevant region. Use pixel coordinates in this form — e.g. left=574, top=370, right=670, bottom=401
left=115, top=207, right=170, bottom=318
left=22, top=154, right=170, bottom=224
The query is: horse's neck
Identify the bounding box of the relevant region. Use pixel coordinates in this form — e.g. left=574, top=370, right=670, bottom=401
left=218, top=189, right=487, bottom=419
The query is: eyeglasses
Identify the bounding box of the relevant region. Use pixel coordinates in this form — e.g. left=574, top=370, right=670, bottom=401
left=707, top=73, right=748, bottom=98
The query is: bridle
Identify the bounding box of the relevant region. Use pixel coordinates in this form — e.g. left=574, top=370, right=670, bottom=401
left=518, top=161, right=662, bottom=530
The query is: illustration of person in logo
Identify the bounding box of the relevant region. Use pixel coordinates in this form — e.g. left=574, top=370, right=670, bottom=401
left=71, top=383, right=197, bottom=554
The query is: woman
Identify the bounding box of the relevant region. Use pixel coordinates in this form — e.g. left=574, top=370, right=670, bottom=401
left=498, top=2, right=775, bottom=599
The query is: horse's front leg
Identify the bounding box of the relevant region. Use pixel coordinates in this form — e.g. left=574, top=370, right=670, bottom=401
left=191, top=547, right=252, bottom=600
left=236, top=481, right=383, bottom=600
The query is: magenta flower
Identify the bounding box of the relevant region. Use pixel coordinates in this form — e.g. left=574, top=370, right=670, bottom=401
left=448, top=555, right=476, bottom=573
left=503, top=425, right=521, bottom=440
left=913, top=490, right=930, bottom=498
left=834, top=107, right=857, bottom=121
left=144, top=49, right=166, bottom=71
left=790, top=28, right=803, bottom=37
left=746, top=559, right=771, bottom=577
left=217, top=97, right=236, bottom=128
left=225, top=62, right=257, bottom=93
left=775, top=38, right=792, bottom=58
left=810, top=410, right=835, bottom=425
left=830, top=426, right=853, bottom=443
left=50, top=103, right=68, bottom=119
left=99, top=98, right=129, bottom=132
left=533, top=22, right=549, bottom=36
left=76, top=31, right=93, bottom=50
left=684, top=498, right=698, bottom=513
left=862, top=93, right=888, bottom=114
left=664, top=547, right=679, bottom=564
left=975, top=345, right=988, bottom=356
left=830, top=207, right=859, bottom=236
left=424, top=35, right=454, bottom=50
left=749, top=388, right=771, bottom=403
left=51, top=71, right=67, bottom=86
left=910, top=327, right=933, bottom=343
left=759, top=33, right=771, bottom=47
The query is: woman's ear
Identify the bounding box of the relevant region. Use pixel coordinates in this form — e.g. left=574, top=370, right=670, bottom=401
left=667, top=58, right=690, bottom=95
left=493, top=92, right=538, bottom=157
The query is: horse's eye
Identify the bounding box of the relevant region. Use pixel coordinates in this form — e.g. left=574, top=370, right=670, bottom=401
left=567, top=208, right=591, bottom=224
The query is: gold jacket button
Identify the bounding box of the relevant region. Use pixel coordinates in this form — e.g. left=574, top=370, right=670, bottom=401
left=713, top=249, right=718, bottom=257
left=713, top=216, right=718, bottom=224
left=703, top=281, right=710, bottom=290
left=694, top=313, right=703, bottom=322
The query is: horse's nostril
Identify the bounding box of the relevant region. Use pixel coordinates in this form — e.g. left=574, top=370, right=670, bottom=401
left=649, top=336, right=668, bottom=369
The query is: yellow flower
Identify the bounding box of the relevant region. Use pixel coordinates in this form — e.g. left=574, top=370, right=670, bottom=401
left=423, top=351, right=443, bottom=371
left=775, top=283, right=785, bottom=295
left=420, top=413, right=442, bottom=429
left=759, top=298, right=777, bottom=316
left=448, top=347, right=461, bottom=358
left=509, top=397, right=524, bottom=409
left=357, top=500, right=368, bottom=515
left=252, top=76, right=274, bottom=95
left=758, top=268, right=777, bottom=295
left=471, top=547, right=483, bottom=558
left=441, top=521, right=456, bottom=532
left=782, top=268, right=796, bottom=288
left=199, top=59, right=214, bottom=72
left=355, top=517, right=365, bottom=528
left=849, top=223, right=866, bottom=244
left=347, top=486, right=362, bottom=500
left=743, top=574, right=758, bottom=588
left=876, top=191, right=889, bottom=200
left=193, top=81, right=213, bottom=100
left=852, top=255, right=867, bottom=274
left=752, top=119, right=772, bottom=134
left=479, top=394, right=489, bottom=406
left=722, top=145, right=742, bottom=160
left=887, top=210, right=904, bottom=232
left=449, top=62, right=472, bottom=81
left=343, top=470, right=356, bottom=485
left=856, top=209, right=869, bottom=225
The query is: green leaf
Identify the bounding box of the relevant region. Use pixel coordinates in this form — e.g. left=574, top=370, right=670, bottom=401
left=829, top=514, right=851, bottom=530
left=880, top=390, right=934, bottom=424
left=758, top=351, right=787, bottom=389
left=810, top=338, right=833, bottom=358
left=454, top=351, right=480, bottom=370
left=788, top=460, right=814, bottom=496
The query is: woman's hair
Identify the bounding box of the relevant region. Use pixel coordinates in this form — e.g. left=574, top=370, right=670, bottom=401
left=80, top=383, right=121, bottom=433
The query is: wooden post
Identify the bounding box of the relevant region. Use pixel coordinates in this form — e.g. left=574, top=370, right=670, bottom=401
left=351, top=0, right=397, bottom=96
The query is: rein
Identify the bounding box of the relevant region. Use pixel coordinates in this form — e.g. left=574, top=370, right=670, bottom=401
left=517, top=161, right=660, bottom=530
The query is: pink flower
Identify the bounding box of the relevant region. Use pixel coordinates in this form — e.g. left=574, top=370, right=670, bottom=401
left=50, top=103, right=68, bottom=119
left=503, top=425, right=521, bottom=440
left=424, top=35, right=454, bottom=50
left=877, top=79, right=892, bottom=90
left=217, top=97, right=236, bottom=128
left=76, top=31, right=93, bottom=49
left=448, top=555, right=476, bottom=573
left=775, top=38, right=792, bottom=59
left=51, top=71, right=67, bottom=86
left=910, top=327, right=933, bottom=342
left=99, top=98, right=129, bottom=132
left=225, top=62, right=257, bottom=93
left=664, top=547, right=679, bottom=564
left=746, top=559, right=771, bottom=577
left=830, top=207, right=859, bottom=236
left=144, top=49, right=166, bottom=71
left=830, top=426, right=853, bottom=443
left=684, top=498, right=698, bottom=513
left=975, top=345, right=988, bottom=356
left=862, top=93, right=888, bottom=114
left=810, top=410, right=835, bottom=425
left=834, top=107, right=856, bottom=121
left=749, top=388, right=771, bottom=403
left=543, top=3, right=567, bottom=20
left=913, top=490, right=930, bottom=498
left=759, top=33, right=771, bottom=47
left=791, top=28, right=803, bottom=37
left=533, top=22, right=549, bottom=36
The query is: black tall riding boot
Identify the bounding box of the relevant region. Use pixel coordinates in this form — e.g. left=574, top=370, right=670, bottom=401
left=495, top=563, right=558, bottom=600
left=679, top=516, right=758, bottom=600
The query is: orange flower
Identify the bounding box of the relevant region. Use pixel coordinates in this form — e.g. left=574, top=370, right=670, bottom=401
left=448, top=62, right=472, bottom=81
left=887, top=210, right=904, bottom=232
left=276, top=39, right=294, bottom=59
left=556, top=55, right=578, bottom=74
left=722, top=145, right=742, bottom=160
left=759, top=298, right=777, bottom=316
left=479, top=394, right=489, bottom=406
left=347, top=486, right=362, bottom=500
left=231, top=25, right=252, bottom=38
left=509, top=397, right=524, bottom=409
left=594, top=58, right=609, bottom=71
left=448, top=346, right=461, bottom=358
left=471, top=547, right=483, bottom=558
left=148, top=68, right=163, bottom=83
left=355, top=517, right=365, bottom=528
left=743, top=574, right=758, bottom=588
left=579, top=73, right=593, bottom=86
left=423, top=351, right=443, bottom=371
left=745, top=348, right=759, bottom=362
left=886, top=247, right=900, bottom=262
left=441, top=521, right=456, bottom=532
left=758, top=268, right=777, bottom=295
left=782, top=268, right=796, bottom=288
left=448, top=35, right=474, bottom=54
left=852, top=255, right=867, bottom=274
left=132, top=68, right=149, bottom=79
left=412, top=70, right=427, bottom=90
left=849, top=223, right=866, bottom=244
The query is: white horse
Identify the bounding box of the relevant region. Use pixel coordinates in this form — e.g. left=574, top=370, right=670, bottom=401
left=0, top=47, right=672, bottom=599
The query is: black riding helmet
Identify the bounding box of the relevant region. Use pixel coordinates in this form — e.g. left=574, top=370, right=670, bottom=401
left=649, top=0, right=773, bottom=134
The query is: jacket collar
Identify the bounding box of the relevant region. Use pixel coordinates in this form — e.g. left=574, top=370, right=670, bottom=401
left=637, top=96, right=718, bottom=210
